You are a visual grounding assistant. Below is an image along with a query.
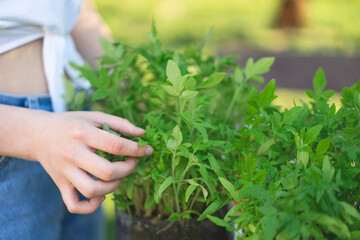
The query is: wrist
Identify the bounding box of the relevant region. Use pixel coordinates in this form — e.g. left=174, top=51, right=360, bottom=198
left=0, top=104, right=53, bottom=161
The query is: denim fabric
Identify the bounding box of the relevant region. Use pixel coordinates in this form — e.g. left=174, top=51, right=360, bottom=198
left=0, top=92, right=103, bottom=240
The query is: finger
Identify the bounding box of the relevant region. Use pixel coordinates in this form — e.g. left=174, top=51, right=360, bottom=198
left=67, top=167, right=122, bottom=198
left=59, top=183, right=105, bottom=214
left=77, top=152, right=138, bottom=181
left=87, top=111, right=146, bottom=137
left=84, top=127, right=153, bottom=157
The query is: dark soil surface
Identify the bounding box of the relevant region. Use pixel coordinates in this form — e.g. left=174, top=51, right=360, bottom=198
left=115, top=209, right=230, bottom=240
left=232, top=50, right=360, bottom=90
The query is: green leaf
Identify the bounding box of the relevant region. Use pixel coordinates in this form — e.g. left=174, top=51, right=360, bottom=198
left=298, top=151, right=309, bottom=168
left=282, top=106, right=303, bottom=125
left=207, top=215, right=236, bottom=232
left=197, top=72, right=226, bottom=89
left=313, top=68, right=327, bottom=95
left=74, top=91, right=86, bottom=108
left=76, top=66, right=101, bottom=88
left=224, top=203, right=240, bottom=222
left=172, top=125, right=183, bottom=148
left=98, top=66, right=110, bottom=89
left=180, top=145, right=190, bottom=158
left=102, top=123, right=121, bottom=137
left=322, top=90, right=336, bottom=99
left=181, top=90, right=198, bottom=101
left=144, top=196, right=156, bottom=209
left=198, top=199, right=224, bottom=221
left=340, top=202, right=360, bottom=220
left=315, top=215, right=350, bottom=238
left=247, top=185, right=270, bottom=200
left=234, top=67, right=244, bottom=84
left=262, top=216, right=279, bottom=240
left=126, top=173, right=136, bottom=199
left=259, top=79, right=277, bottom=106
left=219, top=177, right=238, bottom=200
left=322, top=156, right=334, bottom=184
left=162, top=85, right=179, bottom=97
left=168, top=212, right=180, bottom=221
left=138, top=138, right=148, bottom=147
left=100, top=38, right=122, bottom=60
left=120, top=52, right=137, bottom=72
left=258, top=138, right=274, bottom=154
left=304, top=124, right=323, bottom=144
left=166, top=60, right=181, bottom=81
left=185, top=77, right=197, bottom=90
left=251, top=129, right=265, bottom=144
left=185, top=185, right=197, bottom=203
left=316, top=137, right=331, bottom=156
left=245, top=57, right=275, bottom=79
left=166, top=139, right=176, bottom=150
left=189, top=154, right=199, bottom=164
left=92, top=89, right=108, bottom=100
left=200, top=185, right=208, bottom=200
left=254, top=169, right=267, bottom=184
left=245, top=155, right=256, bottom=175
left=199, top=164, right=209, bottom=183
left=306, top=89, right=315, bottom=99
left=350, top=231, right=360, bottom=239
left=154, top=176, right=175, bottom=203
left=195, top=124, right=208, bottom=142
left=258, top=203, right=277, bottom=216
left=208, top=154, right=224, bottom=177
left=186, top=179, right=200, bottom=186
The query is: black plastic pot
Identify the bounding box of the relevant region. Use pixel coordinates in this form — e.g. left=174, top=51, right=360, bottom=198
left=115, top=208, right=232, bottom=240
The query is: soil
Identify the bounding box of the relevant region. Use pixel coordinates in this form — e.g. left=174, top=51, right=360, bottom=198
left=115, top=209, right=231, bottom=240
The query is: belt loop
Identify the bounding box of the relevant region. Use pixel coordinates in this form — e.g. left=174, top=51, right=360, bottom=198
left=27, top=96, right=40, bottom=109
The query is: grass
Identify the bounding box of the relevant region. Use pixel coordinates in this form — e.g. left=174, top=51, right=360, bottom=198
left=93, top=0, right=360, bottom=55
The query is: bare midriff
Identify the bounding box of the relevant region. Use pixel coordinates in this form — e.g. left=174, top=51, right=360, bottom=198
left=0, top=38, right=49, bottom=95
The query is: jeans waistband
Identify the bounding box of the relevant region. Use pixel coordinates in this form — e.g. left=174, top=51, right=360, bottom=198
left=0, top=92, right=53, bottom=111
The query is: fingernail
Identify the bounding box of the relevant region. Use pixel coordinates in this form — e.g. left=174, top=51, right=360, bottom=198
left=100, top=196, right=106, bottom=203
left=136, top=127, right=145, bottom=132
left=145, top=146, right=154, bottom=155
left=135, top=158, right=139, bottom=164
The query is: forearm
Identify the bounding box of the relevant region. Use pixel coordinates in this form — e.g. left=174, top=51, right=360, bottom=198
left=71, top=0, right=113, bottom=68
left=0, top=104, right=50, bottom=161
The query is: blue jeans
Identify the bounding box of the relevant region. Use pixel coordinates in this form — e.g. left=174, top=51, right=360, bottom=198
left=0, top=92, right=103, bottom=240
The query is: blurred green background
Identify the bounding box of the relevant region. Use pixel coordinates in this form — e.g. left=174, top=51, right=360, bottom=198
left=92, top=0, right=360, bottom=239
left=94, top=0, right=360, bottom=56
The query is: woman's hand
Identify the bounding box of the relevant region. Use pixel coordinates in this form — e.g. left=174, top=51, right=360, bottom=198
left=0, top=105, right=153, bottom=214
left=30, top=110, right=153, bottom=214
left=0, top=105, right=149, bottom=214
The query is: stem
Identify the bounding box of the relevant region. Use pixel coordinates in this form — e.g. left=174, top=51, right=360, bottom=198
left=171, top=151, right=184, bottom=227
left=177, top=96, right=182, bottom=126
left=156, top=221, right=175, bottom=235
left=189, top=188, right=201, bottom=211
left=126, top=205, right=132, bottom=216
left=225, top=87, right=241, bottom=122
left=172, top=182, right=184, bottom=228
left=172, top=183, right=181, bottom=213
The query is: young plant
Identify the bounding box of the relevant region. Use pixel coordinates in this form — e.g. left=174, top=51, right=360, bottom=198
left=210, top=69, right=360, bottom=239
left=68, top=25, right=275, bottom=229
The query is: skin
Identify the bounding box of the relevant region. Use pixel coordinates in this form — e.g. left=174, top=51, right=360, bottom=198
left=0, top=0, right=152, bottom=214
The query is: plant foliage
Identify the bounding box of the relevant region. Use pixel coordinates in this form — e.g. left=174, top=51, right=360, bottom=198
left=67, top=25, right=360, bottom=239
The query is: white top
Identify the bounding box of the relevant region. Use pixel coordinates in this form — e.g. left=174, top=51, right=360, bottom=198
left=0, top=0, right=90, bottom=112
